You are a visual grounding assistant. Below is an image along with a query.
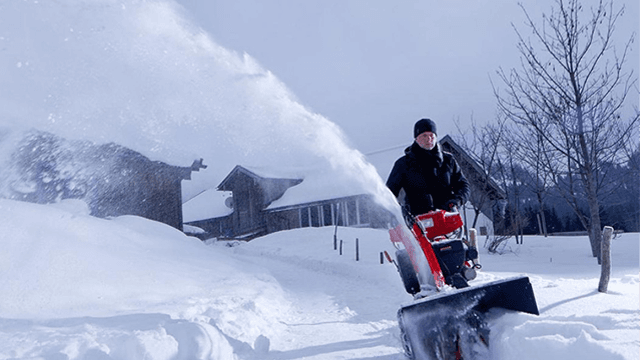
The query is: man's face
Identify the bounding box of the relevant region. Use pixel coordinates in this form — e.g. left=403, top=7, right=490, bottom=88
left=416, top=131, right=437, bottom=150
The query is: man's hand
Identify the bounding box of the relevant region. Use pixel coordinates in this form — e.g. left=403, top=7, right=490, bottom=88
left=444, top=200, right=459, bottom=212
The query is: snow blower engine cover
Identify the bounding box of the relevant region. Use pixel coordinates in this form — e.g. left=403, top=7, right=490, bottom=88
left=415, top=210, right=463, bottom=239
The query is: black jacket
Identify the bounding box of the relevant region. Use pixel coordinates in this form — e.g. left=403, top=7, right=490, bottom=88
left=386, top=142, right=470, bottom=215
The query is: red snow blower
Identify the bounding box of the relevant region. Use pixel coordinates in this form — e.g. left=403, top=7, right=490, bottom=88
left=389, top=208, right=539, bottom=360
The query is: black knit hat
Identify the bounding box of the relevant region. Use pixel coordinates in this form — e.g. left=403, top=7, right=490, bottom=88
left=414, top=118, right=437, bottom=138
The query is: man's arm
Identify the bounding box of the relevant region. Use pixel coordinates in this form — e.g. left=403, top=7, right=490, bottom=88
left=386, top=159, right=404, bottom=198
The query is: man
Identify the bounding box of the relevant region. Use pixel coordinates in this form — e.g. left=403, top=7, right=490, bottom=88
left=386, top=118, right=470, bottom=215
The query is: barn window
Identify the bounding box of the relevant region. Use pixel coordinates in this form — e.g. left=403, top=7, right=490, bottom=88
left=358, top=199, right=369, bottom=225
left=347, top=199, right=357, bottom=225
left=480, top=226, right=488, bottom=236
left=310, top=206, right=320, bottom=227
left=334, top=202, right=346, bottom=226
left=300, top=207, right=310, bottom=228
left=322, top=204, right=333, bottom=226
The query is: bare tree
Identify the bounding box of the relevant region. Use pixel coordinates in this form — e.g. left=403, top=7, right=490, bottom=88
left=454, top=116, right=508, bottom=230
left=499, top=119, right=554, bottom=237
left=495, top=133, right=531, bottom=243
left=494, top=0, right=638, bottom=259
left=526, top=133, right=551, bottom=236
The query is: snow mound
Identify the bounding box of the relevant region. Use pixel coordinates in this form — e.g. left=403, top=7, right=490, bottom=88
left=0, top=200, right=638, bottom=359
left=0, top=199, right=290, bottom=359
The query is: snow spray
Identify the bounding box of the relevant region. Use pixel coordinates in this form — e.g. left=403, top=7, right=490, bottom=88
left=0, top=0, right=399, bottom=214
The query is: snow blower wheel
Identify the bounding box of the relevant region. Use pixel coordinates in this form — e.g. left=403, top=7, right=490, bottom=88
left=396, top=249, right=420, bottom=295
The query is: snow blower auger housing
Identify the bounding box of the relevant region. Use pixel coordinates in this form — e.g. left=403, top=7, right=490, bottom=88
left=389, top=209, right=539, bottom=360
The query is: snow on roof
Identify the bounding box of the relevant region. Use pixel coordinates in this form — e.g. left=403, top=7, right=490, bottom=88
left=266, top=166, right=366, bottom=209
left=183, top=189, right=233, bottom=222
left=184, top=163, right=371, bottom=219
left=237, top=165, right=306, bottom=181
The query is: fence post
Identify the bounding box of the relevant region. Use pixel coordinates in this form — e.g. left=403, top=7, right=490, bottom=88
left=598, top=226, right=613, bottom=293
left=469, top=228, right=479, bottom=263
left=355, top=238, right=359, bottom=261
left=339, top=239, right=343, bottom=256
left=537, top=214, right=543, bottom=236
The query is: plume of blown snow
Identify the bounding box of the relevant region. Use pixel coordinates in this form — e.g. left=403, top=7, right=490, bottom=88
left=0, top=0, right=399, bottom=212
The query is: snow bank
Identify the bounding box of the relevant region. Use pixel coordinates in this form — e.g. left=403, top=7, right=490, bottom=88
left=0, top=198, right=638, bottom=359
left=479, top=234, right=640, bottom=360
left=0, top=199, right=291, bottom=359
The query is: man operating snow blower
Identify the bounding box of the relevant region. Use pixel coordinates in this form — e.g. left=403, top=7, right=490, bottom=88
left=386, top=118, right=470, bottom=217
left=385, top=118, right=539, bottom=360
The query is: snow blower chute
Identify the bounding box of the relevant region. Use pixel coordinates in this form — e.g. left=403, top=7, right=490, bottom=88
left=389, top=208, right=539, bottom=360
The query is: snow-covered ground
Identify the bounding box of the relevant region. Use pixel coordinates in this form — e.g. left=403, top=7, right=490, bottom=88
left=0, top=198, right=637, bottom=360
left=0, top=1, right=637, bottom=359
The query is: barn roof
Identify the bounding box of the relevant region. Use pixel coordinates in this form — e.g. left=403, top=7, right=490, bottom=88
left=440, top=135, right=506, bottom=200
left=217, top=165, right=303, bottom=205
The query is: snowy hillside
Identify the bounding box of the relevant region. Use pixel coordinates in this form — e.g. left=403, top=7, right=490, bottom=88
left=0, top=199, right=637, bottom=360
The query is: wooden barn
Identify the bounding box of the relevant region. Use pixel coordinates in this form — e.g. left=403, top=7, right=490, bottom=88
left=9, top=130, right=205, bottom=230
left=184, top=165, right=393, bottom=240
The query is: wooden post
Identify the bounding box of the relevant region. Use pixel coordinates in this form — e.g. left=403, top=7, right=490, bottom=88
left=355, top=238, right=359, bottom=261
left=537, top=214, right=543, bottom=236
left=469, top=228, right=479, bottom=263
left=380, top=252, right=384, bottom=264
left=598, top=226, right=613, bottom=293
left=339, top=239, right=343, bottom=255
left=333, top=225, right=338, bottom=250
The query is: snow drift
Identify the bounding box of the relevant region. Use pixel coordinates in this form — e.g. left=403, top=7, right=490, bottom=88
left=0, top=199, right=638, bottom=359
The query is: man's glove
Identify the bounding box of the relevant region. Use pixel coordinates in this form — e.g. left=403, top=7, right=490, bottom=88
left=444, top=199, right=459, bottom=212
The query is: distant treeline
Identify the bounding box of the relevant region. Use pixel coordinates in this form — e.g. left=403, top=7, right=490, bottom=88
left=496, top=149, right=639, bottom=235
